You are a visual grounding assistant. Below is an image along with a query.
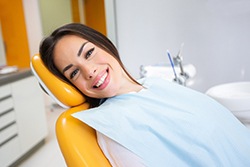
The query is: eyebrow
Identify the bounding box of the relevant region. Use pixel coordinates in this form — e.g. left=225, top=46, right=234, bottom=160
left=62, top=41, right=89, bottom=74
left=62, top=64, right=73, bottom=74
left=77, top=41, right=89, bottom=57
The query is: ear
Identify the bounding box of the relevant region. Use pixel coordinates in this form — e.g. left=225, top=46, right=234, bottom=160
left=30, top=54, right=85, bottom=108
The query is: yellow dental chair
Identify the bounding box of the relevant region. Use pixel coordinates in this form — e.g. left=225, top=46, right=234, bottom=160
left=31, top=54, right=111, bottom=167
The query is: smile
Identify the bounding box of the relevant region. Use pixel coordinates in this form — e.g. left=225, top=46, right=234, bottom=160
left=94, top=70, right=108, bottom=88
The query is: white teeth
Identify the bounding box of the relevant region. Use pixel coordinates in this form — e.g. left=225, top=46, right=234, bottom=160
left=95, top=72, right=108, bottom=87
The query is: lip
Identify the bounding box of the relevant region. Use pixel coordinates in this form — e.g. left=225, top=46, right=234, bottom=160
left=92, top=68, right=110, bottom=90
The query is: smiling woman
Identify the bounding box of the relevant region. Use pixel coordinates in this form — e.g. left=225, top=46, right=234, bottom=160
left=52, top=35, right=134, bottom=99
left=40, top=23, right=141, bottom=107
left=39, top=23, right=250, bottom=167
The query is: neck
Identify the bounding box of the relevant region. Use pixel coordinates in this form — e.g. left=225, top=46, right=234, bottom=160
left=120, top=75, right=143, bottom=94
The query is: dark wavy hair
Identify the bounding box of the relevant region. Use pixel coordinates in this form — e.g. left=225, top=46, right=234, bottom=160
left=39, top=23, right=139, bottom=107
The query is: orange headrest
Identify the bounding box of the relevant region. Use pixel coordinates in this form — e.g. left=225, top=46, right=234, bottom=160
left=30, top=54, right=85, bottom=108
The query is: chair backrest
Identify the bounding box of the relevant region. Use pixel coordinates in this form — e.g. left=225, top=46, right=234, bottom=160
left=30, top=54, right=111, bottom=167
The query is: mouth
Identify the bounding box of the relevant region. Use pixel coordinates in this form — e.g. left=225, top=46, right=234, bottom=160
left=93, top=69, right=108, bottom=88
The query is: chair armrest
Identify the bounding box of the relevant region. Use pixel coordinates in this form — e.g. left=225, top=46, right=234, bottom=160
left=56, top=103, right=111, bottom=167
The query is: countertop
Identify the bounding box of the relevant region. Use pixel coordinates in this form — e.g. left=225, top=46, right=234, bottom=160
left=0, top=68, right=33, bottom=86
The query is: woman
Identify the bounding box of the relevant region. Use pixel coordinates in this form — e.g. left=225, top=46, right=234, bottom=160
left=40, top=23, right=250, bottom=167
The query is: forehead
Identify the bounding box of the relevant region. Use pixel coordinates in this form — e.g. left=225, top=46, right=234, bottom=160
left=53, top=35, right=87, bottom=68
left=54, top=35, right=87, bottom=57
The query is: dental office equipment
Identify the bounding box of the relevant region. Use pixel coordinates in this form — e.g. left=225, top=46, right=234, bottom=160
left=140, top=44, right=196, bottom=86
left=173, top=43, right=189, bottom=80
left=167, top=50, right=185, bottom=85
left=167, top=50, right=178, bottom=81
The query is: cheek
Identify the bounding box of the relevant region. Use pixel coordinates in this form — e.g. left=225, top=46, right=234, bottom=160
left=97, top=55, right=109, bottom=63
left=72, top=79, right=88, bottom=94
left=78, top=86, right=92, bottom=97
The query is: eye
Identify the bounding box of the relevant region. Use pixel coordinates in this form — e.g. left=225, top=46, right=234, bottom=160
left=70, top=69, right=79, bottom=79
left=85, top=47, right=95, bottom=59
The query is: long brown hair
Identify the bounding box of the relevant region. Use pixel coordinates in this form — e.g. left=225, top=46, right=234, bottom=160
left=39, top=23, right=139, bottom=107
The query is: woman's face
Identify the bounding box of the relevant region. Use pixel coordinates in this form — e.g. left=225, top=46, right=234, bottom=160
left=53, top=35, right=133, bottom=98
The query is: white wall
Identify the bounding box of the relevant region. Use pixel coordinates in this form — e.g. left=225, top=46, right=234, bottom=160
left=22, top=0, right=43, bottom=57
left=104, top=0, right=117, bottom=46
left=0, top=22, right=6, bottom=66
left=112, top=0, right=250, bottom=92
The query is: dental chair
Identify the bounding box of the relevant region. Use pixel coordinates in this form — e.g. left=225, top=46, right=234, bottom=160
left=30, top=54, right=111, bottom=167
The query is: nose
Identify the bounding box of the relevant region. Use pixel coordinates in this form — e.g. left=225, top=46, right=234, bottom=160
left=88, top=69, right=97, bottom=79
left=81, top=63, right=97, bottom=79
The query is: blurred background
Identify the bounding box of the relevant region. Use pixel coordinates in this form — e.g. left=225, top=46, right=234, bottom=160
left=1, top=0, right=249, bottom=93
left=0, top=0, right=250, bottom=166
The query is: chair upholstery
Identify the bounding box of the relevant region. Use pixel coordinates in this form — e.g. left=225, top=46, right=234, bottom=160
left=30, top=54, right=111, bottom=167
left=56, top=103, right=111, bottom=166
left=30, top=54, right=85, bottom=108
